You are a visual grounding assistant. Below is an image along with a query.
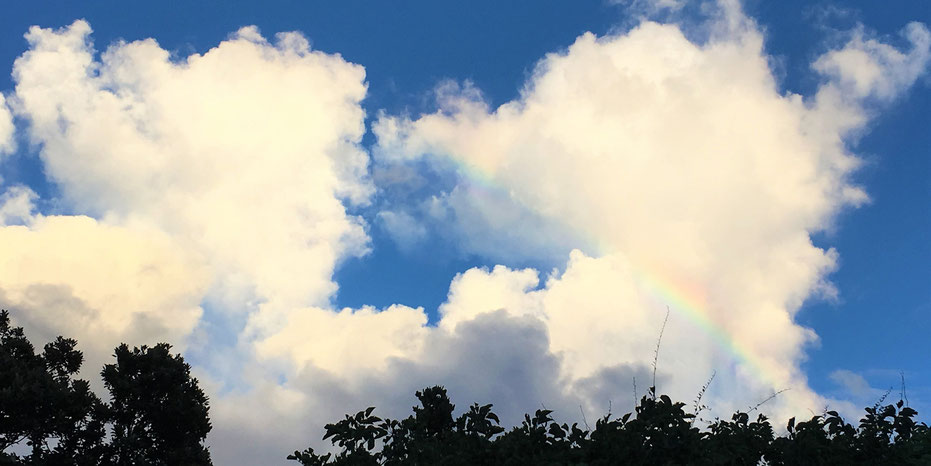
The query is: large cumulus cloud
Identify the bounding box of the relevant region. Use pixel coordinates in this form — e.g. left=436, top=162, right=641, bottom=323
left=3, top=20, right=379, bottom=462
left=370, top=0, right=929, bottom=434
left=11, top=20, right=372, bottom=329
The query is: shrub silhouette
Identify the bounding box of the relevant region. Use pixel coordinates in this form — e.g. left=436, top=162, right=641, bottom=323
left=289, top=385, right=931, bottom=465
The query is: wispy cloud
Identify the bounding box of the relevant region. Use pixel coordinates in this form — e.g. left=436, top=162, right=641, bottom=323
left=0, top=94, right=14, bottom=155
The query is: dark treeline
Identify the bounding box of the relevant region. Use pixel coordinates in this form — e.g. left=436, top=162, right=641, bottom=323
left=0, top=310, right=211, bottom=465
left=289, top=385, right=931, bottom=465
left=3, top=308, right=930, bottom=465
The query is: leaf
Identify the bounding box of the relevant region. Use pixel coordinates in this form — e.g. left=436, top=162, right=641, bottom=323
left=548, top=423, right=566, bottom=439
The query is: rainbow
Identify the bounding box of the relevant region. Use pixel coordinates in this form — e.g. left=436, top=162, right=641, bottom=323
left=445, top=154, right=779, bottom=389
left=632, top=261, right=777, bottom=388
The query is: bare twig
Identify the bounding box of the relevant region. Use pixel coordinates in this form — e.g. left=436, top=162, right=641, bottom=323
left=579, top=405, right=590, bottom=431
left=900, top=371, right=909, bottom=407
left=692, top=370, right=716, bottom=425
left=748, top=388, right=790, bottom=413
left=874, top=387, right=893, bottom=411
left=651, top=306, right=671, bottom=399
left=632, top=376, right=638, bottom=407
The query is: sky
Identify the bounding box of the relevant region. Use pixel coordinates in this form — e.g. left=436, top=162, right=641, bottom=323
left=0, top=0, right=928, bottom=463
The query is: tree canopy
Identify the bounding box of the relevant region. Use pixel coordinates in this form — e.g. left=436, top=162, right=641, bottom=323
left=0, top=310, right=212, bottom=465
left=289, top=385, right=931, bottom=466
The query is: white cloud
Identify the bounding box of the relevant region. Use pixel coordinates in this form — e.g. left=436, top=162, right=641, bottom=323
left=814, top=22, right=930, bottom=101
left=608, top=0, right=686, bottom=16
left=0, top=185, right=36, bottom=224
left=432, top=181, right=595, bottom=264
left=830, top=369, right=872, bottom=398
left=209, top=309, right=569, bottom=465
left=7, top=20, right=378, bottom=459
left=11, top=21, right=373, bottom=333
left=0, top=211, right=209, bottom=382
left=255, top=304, right=429, bottom=376
left=370, top=0, right=930, bottom=434
left=376, top=210, right=428, bottom=250
left=438, top=265, right=544, bottom=330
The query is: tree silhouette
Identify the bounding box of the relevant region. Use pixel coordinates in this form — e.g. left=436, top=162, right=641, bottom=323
left=0, top=310, right=107, bottom=464
left=102, top=343, right=212, bottom=465
left=0, top=310, right=212, bottom=465
left=290, top=385, right=931, bottom=465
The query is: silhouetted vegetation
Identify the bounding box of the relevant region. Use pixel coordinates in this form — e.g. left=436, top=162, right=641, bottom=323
left=289, top=384, right=931, bottom=465
left=0, top=310, right=212, bottom=465
left=288, top=307, right=930, bottom=464
left=4, top=306, right=930, bottom=465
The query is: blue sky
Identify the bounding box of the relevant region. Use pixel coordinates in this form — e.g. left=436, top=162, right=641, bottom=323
left=0, top=1, right=928, bottom=463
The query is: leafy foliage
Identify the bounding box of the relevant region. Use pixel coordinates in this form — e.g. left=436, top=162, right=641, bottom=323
left=0, top=310, right=108, bottom=465
left=0, top=310, right=212, bottom=465
left=290, top=385, right=931, bottom=466
left=102, top=343, right=213, bottom=465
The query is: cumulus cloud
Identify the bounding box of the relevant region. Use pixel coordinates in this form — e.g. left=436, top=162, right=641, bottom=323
left=210, top=309, right=569, bottom=465
left=6, top=20, right=377, bottom=460
left=11, top=21, right=372, bottom=333
left=255, top=304, right=429, bottom=376
left=0, top=208, right=209, bottom=382
left=814, top=22, right=930, bottom=101
left=371, top=0, right=930, bottom=429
